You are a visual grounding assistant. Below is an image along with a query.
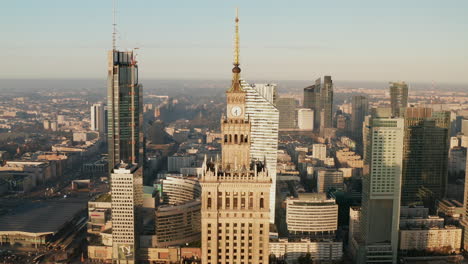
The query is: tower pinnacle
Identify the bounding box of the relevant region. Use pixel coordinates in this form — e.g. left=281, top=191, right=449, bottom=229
left=229, top=8, right=243, bottom=92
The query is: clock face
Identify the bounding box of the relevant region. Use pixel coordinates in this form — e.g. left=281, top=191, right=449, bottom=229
left=231, top=106, right=242, bottom=117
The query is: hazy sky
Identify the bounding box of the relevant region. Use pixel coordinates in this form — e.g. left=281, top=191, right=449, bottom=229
left=2, top=0, right=468, bottom=83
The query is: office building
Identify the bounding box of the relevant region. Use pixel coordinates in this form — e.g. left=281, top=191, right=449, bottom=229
left=312, top=143, right=327, bottom=162
left=303, top=76, right=333, bottom=130
left=462, top=119, right=468, bottom=135
left=107, top=49, right=143, bottom=171
left=277, top=97, right=297, bottom=129
left=351, top=95, right=368, bottom=141
left=401, top=108, right=450, bottom=211
left=243, top=82, right=279, bottom=223
left=303, top=83, right=321, bottom=129
left=111, top=164, right=143, bottom=264
left=200, top=11, right=271, bottom=264
left=316, top=169, right=344, bottom=193
left=286, top=193, right=338, bottom=239
left=357, top=109, right=404, bottom=263
left=91, top=103, right=106, bottom=134
left=389, top=81, right=408, bottom=117
left=461, top=159, right=468, bottom=251
left=297, top=108, right=314, bottom=130
left=269, top=238, right=342, bottom=263
left=399, top=226, right=461, bottom=253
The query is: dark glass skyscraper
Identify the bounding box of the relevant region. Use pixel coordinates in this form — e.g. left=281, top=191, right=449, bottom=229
left=320, top=76, right=334, bottom=129
left=389, top=81, right=408, bottom=117
left=107, top=50, right=143, bottom=172
left=401, top=107, right=450, bottom=212
left=302, top=76, right=333, bottom=130
left=351, top=95, right=369, bottom=142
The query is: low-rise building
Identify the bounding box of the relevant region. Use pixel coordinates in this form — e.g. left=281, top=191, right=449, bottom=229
left=286, top=193, right=338, bottom=239
left=399, top=226, right=462, bottom=253
left=269, top=238, right=342, bottom=263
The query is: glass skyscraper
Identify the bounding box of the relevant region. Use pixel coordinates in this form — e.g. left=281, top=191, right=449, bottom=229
left=107, top=50, right=143, bottom=172
left=389, top=81, right=408, bottom=117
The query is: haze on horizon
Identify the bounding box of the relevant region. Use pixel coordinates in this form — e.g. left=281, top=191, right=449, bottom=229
left=2, top=0, right=468, bottom=84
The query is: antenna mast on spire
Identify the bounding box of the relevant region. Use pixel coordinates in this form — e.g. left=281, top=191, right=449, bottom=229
left=112, top=0, right=117, bottom=50
left=234, top=8, right=240, bottom=66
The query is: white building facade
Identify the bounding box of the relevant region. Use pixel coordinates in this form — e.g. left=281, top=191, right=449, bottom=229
left=297, top=108, right=314, bottom=130
left=111, top=164, right=143, bottom=264
left=91, top=103, right=105, bottom=134
left=243, top=81, right=279, bottom=223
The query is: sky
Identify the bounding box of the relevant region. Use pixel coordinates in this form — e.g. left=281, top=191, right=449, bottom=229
left=1, top=0, right=468, bottom=83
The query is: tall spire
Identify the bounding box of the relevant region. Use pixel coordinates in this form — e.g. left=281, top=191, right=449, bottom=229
left=234, top=8, right=240, bottom=67
left=112, top=0, right=117, bottom=50
left=229, top=8, right=243, bottom=92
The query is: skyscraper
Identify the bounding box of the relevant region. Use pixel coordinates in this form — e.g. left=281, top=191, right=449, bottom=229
left=107, top=14, right=144, bottom=264
left=351, top=95, right=369, bottom=141
left=303, top=76, right=333, bottom=130
left=358, top=108, right=404, bottom=264
left=91, top=103, right=106, bottom=134
left=400, top=107, right=450, bottom=211
left=389, top=81, right=408, bottom=117
left=243, top=82, right=279, bottom=223
left=107, top=49, right=143, bottom=172
left=320, top=76, right=334, bottom=129
left=200, top=10, right=271, bottom=264
left=276, top=97, right=297, bottom=129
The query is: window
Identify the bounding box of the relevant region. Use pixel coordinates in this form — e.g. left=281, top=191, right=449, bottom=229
left=260, top=198, right=264, bottom=209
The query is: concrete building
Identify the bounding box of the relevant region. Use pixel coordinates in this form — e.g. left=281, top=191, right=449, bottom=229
left=167, top=155, right=196, bottom=173
left=462, top=119, right=468, bottom=135
left=155, top=200, right=201, bottom=247
left=111, top=164, right=143, bottom=264
left=286, top=193, right=338, bottom=239
left=277, top=97, right=297, bottom=129
left=312, top=144, right=327, bottom=162
left=357, top=109, right=404, bottom=263
left=107, top=50, right=143, bottom=171
left=200, top=13, right=270, bottom=264
left=316, top=169, right=344, bottom=193
left=399, top=226, right=462, bottom=253
left=297, top=108, right=314, bottom=130
left=269, top=238, right=342, bottom=263
left=243, top=82, right=279, bottom=223
left=91, top=103, right=106, bottom=134
left=389, top=81, right=409, bottom=117
left=159, top=176, right=200, bottom=205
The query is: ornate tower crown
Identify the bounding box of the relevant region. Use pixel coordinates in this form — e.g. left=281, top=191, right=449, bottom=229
left=228, top=8, right=243, bottom=93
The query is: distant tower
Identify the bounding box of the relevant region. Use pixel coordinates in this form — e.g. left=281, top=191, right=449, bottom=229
left=200, top=10, right=271, bottom=264
left=389, top=81, right=408, bottom=117
left=351, top=95, right=369, bottom=141
left=91, top=103, right=105, bottom=134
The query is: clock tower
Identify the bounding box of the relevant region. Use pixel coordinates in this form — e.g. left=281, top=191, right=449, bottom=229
left=221, top=9, right=251, bottom=169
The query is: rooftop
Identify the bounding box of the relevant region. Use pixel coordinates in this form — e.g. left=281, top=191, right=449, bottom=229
left=0, top=198, right=86, bottom=235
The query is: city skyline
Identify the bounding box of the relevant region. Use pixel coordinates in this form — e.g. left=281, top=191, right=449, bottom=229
left=2, top=1, right=468, bottom=83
